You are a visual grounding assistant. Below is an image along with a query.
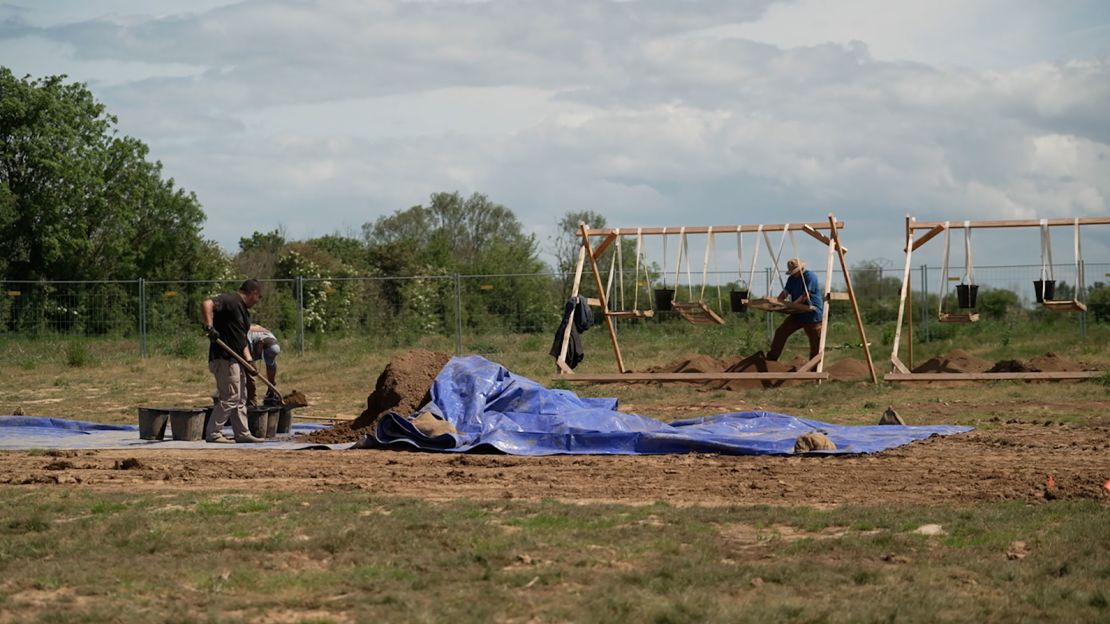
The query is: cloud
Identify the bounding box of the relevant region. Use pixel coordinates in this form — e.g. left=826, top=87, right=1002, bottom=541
left=1, top=0, right=1108, bottom=267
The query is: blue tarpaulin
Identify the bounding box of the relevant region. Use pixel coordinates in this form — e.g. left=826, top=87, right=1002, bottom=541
left=374, top=355, right=971, bottom=455
left=0, top=417, right=341, bottom=450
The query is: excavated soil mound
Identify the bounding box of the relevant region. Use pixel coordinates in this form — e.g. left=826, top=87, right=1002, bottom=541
left=1028, top=352, right=1090, bottom=372
left=912, top=349, right=992, bottom=374
left=825, top=358, right=872, bottom=381
left=300, top=350, right=451, bottom=444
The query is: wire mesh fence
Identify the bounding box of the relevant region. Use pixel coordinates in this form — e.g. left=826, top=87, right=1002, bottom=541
left=2, top=262, right=1107, bottom=359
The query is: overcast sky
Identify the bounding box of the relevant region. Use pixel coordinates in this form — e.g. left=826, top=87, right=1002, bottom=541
left=3, top=0, right=1109, bottom=273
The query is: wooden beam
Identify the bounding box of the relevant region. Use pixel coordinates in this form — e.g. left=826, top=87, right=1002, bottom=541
left=827, top=292, right=850, bottom=301
left=890, top=355, right=911, bottom=374
left=592, top=233, right=618, bottom=258
left=910, top=224, right=946, bottom=251
left=885, top=371, right=1104, bottom=381
left=906, top=216, right=913, bottom=370
left=829, top=214, right=877, bottom=384
left=555, top=372, right=831, bottom=382
left=585, top=222, right=845, bottom=236
left=555, top=244, right=588, bottom=374
left=909, top=217, right=1110, bottom=230
left=580, top=223, right=626, bottom=373
left=889, top=221, right=914, bottom=373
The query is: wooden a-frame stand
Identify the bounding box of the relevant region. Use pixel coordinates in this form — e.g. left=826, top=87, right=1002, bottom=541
left=886, top=215, right=1110, bottom=382
left=555, top=214, right=877, bottom=384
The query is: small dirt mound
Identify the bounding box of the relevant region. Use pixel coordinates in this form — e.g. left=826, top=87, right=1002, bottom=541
left=988, top=359, right=1033, bottom=373
left=912, top=349, right=992, bottom=374
left=300, top=350, right=451, bottom=444
left=826, top=358, right=871, bottom=381
left=1027, top=352, right=1089, bottom=372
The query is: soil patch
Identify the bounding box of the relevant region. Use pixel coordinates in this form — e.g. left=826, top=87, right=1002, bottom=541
left=912, top=349, right=992, bottom=374
left=300, top=350, right=450, bottom=444
left=825, top=358, right=872, bottom=381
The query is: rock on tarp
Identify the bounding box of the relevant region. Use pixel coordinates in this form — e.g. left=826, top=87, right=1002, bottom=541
left=373, top=356, right=972, bottom=455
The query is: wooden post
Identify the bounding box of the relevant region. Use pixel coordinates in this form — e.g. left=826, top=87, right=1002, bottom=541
left=814, top=233, right=836, bottom=376
left=828, top=214, right=877, bottom=383
left=555, top=243, right=588, bottom=373
left=906, top=216, right=914, bottom=370
left=581, top=223, right=626, bottom=373
left=889, top=217, right=916, bottom=374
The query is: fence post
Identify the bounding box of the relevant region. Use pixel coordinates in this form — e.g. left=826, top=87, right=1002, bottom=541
left=453, top=273, right=463, bottom=355
left=138, top=278, right=147, bottom=357
left=296, top=276, right=305, bottom=354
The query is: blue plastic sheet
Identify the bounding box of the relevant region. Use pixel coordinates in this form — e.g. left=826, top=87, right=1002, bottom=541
left=374, top=356, right=972, bottom=455
left=0, top=416, right=340, bottom=450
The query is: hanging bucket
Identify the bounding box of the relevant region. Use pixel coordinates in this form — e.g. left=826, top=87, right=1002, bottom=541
left=654, top=288, right=674, bottom=311
left=1033, top=279, right=1056, bottom=303
left=956, top=284, right=978, bottom=309
left=729, top=290, right=749, bottom=313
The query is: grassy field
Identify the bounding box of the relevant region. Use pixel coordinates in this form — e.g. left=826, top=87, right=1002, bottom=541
left=2, top=489, right=1108, bottom=623
left=1, top=312, right=1108, bottom=425
left=1, top=314, right=1108, bottom=622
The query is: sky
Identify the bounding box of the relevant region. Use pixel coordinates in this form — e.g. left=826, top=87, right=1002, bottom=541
left=2, top=0, right=1109, bottom=273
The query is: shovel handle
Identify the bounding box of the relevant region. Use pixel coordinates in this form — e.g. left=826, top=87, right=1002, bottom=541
left=213, top=338, right=283, bottom=401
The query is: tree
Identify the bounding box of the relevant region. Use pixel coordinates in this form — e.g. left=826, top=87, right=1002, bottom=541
left=0, top=68, right=215, bottom=282
left=363, top=192, right=551, bottom=332
left=552, top=210, right=607, bottom=279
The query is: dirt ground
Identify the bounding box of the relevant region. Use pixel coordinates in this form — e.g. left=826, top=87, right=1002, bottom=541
left=3, top=417, right=1108, bottom=505
left=3, top=348, right=1108, bottom=507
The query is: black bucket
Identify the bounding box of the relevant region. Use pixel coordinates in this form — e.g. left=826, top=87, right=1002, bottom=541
left=729, top=290, right=749, bottom=313
left=137, top=408, right=169, bottom=441
left=654, top=288, right=674, bottom=312
left=1033, top=279, right=1056, bottom=303
left=276, top=407, right=294, bottom=434
left=956, top=284, right=978, bottom=309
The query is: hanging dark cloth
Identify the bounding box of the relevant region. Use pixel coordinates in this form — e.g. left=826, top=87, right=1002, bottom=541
left=549, top=296, right=593, bottom=369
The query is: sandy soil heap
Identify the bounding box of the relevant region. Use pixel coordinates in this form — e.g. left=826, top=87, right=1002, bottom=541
left=914, top=350, right=1093, bottom=375
left=300, top=350, right=450, bottom=444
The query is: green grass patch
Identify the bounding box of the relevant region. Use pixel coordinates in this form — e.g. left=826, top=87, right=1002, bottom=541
left=0, top=490, right=1106, bottom=623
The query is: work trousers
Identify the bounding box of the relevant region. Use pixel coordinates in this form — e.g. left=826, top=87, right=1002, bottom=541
left=767, top=316, right=823, bottom=361
left=207, top=359, right=250, bottom=440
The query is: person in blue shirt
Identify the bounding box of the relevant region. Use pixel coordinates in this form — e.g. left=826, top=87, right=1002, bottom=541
left=767, top=258, right=824, bottom=361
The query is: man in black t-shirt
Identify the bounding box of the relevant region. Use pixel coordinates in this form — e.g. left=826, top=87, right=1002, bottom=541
left=200, top=279, right=265, bottom=443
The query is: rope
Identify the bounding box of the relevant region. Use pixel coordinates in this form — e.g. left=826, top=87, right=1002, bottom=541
left=699, top=227, right=713, bottom=302
left=963, top=220, right=975, bottom=285
left=748, top=225, right=763, bottom=295
left=764, top=224, right=790, bottom=293
left=1040, top=218, right=1053, bottom=301
left=661, top=227, right=668, bottom=290
left=939, top=221, right=951, bottom=316
left=787, top=227, right=810, bottom=303
left=1070, top=218, right=1078, bottom=302
left=605, top=238, right=617, bottom=311
left=633, top=228, right=643, bottom=311
left=735, top=226, right=745, bottom=290
left=672, top=227, right=686, bottom=302
left=615, top=229, right=624, bottom=311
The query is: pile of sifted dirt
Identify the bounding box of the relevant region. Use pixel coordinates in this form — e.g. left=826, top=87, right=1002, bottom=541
left=825, top=358, right=872, bottom=381
left=1027, top=352, right=1090, bottom=372
left=300, top=350, right=451, bottom=444
left=912, top=349, right=993, bottom=374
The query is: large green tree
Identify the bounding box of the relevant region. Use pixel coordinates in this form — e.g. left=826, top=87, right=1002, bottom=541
left=363, top=192, right=552, bottom=332
left=0, top=68, right=217, bottom=281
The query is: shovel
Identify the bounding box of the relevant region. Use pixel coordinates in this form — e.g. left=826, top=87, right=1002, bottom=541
left=213, top=338, right=284, bottom=405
